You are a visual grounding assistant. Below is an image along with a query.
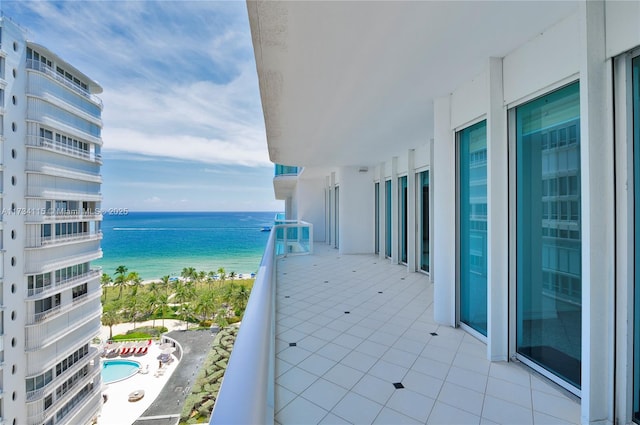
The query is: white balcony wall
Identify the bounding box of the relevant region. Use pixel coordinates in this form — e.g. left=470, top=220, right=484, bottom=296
left=605, top=1, right=640, bottom=58
left=26, top=174, right=101, bottom=199
left=503, top=13, right=580, bottom=106
left=27, top=72, right=101, bottom=119
left=25, top=240, right=101, bottom=274
left=26, top=344, right=98, bottom=379
left=26, top=98, right=100, bottom=138
left=336, top=166, right=374, bottom=254
left=296, top=176, right=326, bottom=242
left=27, top=148, right=100, bottom=177
left=25, top=300, right=101, bottom=351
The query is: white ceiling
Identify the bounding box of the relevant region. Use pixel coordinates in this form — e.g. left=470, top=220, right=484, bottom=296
left=249, top=1, right=578, bottom=168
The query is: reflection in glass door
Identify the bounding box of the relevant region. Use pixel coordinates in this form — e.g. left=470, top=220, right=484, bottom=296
left=458, top=120, right=488, bottom=336
left=335, top=186, right=339, bottom=248
left=516, top=82, right=581, bottom=390
left=375, top=182, right=380, bottom=254
left=385, top=180, right=392, bottom=257
left=399, top=176, right=408, bottom=264
left=420, top=171, right=430, bottom=272
left=633, top=55, right=640, bottom=422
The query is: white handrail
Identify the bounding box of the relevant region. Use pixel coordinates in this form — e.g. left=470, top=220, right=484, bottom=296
left=210, top=220, right=313, bottom=424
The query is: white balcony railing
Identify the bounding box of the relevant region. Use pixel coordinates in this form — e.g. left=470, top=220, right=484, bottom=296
left=27, top=231, right=102, bottom=248
left=26, top=135, right=101, bottom=164
left=26, top=59, right=103, bottom=107
left=27, top=268, right=100, bottom=298
left=210, top=220, right=312, bottom=424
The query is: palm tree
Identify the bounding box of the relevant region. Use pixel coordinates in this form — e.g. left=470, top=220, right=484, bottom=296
left=145, top=293, right=159, bottom=328
left=178, top=303, right=195, bottom=330
left=127, top=271, right=142, bottom=292
left=114, top=265, right=128, bottom=300
left=195, top=290, right=217, bottom=322
left=101, top=310, right=121, bottom=340
left=174, top=281, right=196, bottom=305
left=157, top=293, right=170, bottom=328
left=232, top=284, right=251, bottom=316
left=101, top=273, right=112, bottom=302
left=217, top=267, right=226, bottom=287
left=160, top=275, right=171, bottom=295
left=229, top=271, right=237, bottom=283
left=181, top=267, right=197, bottom=283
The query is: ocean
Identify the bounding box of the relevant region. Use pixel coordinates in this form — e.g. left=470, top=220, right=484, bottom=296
left=94, top=211, right=277, bottom=281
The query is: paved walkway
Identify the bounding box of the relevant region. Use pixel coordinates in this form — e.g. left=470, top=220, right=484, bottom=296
left=132, top=329, right=216, bottom=425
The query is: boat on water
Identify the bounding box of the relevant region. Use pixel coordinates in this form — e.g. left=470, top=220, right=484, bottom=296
left=260, top=226, right=272, bottom=232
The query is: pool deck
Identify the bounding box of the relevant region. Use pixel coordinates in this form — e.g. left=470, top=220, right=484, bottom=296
left=97, top=340, right=180, bottom=425
left=96, top=321, right=216, bottom=425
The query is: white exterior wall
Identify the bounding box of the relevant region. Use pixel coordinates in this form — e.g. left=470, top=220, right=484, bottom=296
left=3, top=19, right=30, bottom=422
left=296, top=177, right=326, bottom=242
left=336, top=166, right=374, bottom=254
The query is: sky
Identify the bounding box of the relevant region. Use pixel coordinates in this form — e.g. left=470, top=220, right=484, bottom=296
left=2, top=0, right=283, bottom=212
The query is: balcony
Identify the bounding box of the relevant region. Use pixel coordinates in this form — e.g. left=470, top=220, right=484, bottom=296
left=274, top=164, right=300, bottom=201
left=27, top=268, right=101, bottom=299
left=211, top=239, right=580, bottom=424
left=26, top=59, right=103, bottom=107
left=275, top=164, right=300, bottom=176
left=26, top=231, right=103, bottom=249
left=26, top=135, right=102, bottom=164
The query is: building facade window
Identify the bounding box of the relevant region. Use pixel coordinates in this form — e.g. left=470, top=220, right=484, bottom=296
left=458, top=120, right=488, bottom=336
left=334, top=186, right=339, bottom=248
left=419, top=170, right=430, bottom=273
left=385, top=180, right=392, bottom=258
left=399, top=175, right=408, bottom=264
left=515, top=81, right=581, bottom=390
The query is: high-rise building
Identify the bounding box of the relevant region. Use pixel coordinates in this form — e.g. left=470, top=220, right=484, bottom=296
left=0, top=17, right=103, bottom=425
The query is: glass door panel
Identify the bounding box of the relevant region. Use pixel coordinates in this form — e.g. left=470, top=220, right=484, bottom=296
left=516, top=82, right=581, bottom=389
left=385, top=180, right=392, bottom=257
left=375, top=182, right=380, bottom=254
left=399, top=176, right=408, bottom=264
left=459, top=120, right=488, bottom=336
left=420, top=171, right=430, bottom=272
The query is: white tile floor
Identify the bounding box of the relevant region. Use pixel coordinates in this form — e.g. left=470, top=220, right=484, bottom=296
left=275, top=245, right=580, bottom=425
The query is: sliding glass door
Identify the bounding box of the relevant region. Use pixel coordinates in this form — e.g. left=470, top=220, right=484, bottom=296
left=420, top=171, right=430, bottom=272
left=385, top=180, right=392, bottom=257
left=375, top=182, right=380, bottom=254
left=399, top=176, right=408, bottom=264
left=458, top=120, right=488, bottom=336
left=516, top=82, right=581, bottom=390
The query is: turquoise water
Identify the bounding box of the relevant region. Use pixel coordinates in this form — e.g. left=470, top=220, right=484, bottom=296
left=95, top=211, right=277, bottom=280
left=102, top=359, right=140, bottom=384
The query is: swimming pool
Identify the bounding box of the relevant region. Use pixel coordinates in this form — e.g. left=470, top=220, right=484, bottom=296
left=102, top=359, right=141, bottom=384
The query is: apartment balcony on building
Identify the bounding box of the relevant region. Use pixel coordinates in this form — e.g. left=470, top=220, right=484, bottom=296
left=26, top=266, right=100, bottom=299
left=26, top=134, right=101, bottom=164
left=25, top=308, right=101, bottom=353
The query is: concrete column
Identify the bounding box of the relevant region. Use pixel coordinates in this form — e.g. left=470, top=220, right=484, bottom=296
left=433, top=95, right=456, bottom=326
left=407, top=149, right=417, bottom=272
left=486, top=57, right=508, bottom=361
left=379, top=162, right=387, bottom=261
left=579, top=0, right=614, bottom=422
left=613, top=53, right=634, bottom=425
left=338, top=166, right=374, bottom=254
